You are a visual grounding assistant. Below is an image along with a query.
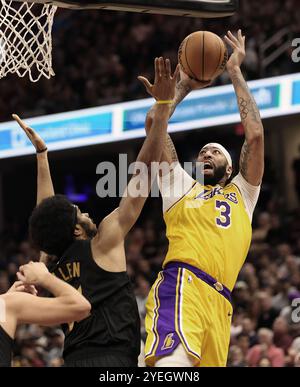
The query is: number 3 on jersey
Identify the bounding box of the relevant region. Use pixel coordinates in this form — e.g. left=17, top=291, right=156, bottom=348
left=215, top=200, right=231, bottom=228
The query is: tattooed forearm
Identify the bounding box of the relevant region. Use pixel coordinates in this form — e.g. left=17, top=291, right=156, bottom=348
left=229, top=67, right=264, bottom=185
left=239, top=140, right=251, bottom=178
left=229, top=67, right=263, bottom=136
left=166, top=134, right=179, bottom=162
left=238, top=96, right=261, bottom=127
left=169, top=81, right=192, bottom=118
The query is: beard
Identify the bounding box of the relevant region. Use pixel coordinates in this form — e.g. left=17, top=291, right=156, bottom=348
left=78, top=220, right=98, bottom=239
left=204, top=164, right=228, bottom=186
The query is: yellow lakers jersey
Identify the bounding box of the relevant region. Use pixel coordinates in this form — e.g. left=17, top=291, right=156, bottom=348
left=163, top=181, right=252, bottom=291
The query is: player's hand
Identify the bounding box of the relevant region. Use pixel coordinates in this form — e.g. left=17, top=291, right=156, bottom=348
left=138, top=57, right=179, bottom=101
left=7, top=281, right=38, bottom=296
left=17, top=262, right=49, bottom=286
left=179, top=67, right=211, bottom=90
left=224, top=29, right=246, bottom=71
left=12, top=114, right=47, bottom=153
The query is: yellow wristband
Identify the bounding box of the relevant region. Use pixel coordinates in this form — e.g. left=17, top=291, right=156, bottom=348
left=156, top=100, right=174, bottom=105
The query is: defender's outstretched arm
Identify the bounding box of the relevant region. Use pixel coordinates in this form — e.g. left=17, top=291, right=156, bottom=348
left=94, top=58, right=179, bottom=255
left=12, top=114, right=54, bottom=205
left=145, top=72, right=210, bottom=165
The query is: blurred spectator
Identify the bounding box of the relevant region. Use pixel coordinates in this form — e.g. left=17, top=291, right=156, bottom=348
left=232, top=281, right=251, bottom=312
left=236, top=333, right=251, bottom=359
left=272, top=317, right=293, bottom=353
left=256, top=292, right=280, bottom=329
left=227, top=345, right=247, bottom=367
left=247, top=328, right=285, bottom=367
left=241, top=318, right=258, bottom=347
left=252, top=212, right=271, bottom=244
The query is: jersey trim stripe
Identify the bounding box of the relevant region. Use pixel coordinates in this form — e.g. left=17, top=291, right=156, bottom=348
left=166, top=181, right=197, bottom=213
left=230, top=182, right=251, bottom=221
left=175, top=268, right=201, bottom=361
left=145, top=272, right=164, bottom=357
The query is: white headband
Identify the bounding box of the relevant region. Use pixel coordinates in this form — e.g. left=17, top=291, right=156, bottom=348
left=202, top=143, right=232, bottom=167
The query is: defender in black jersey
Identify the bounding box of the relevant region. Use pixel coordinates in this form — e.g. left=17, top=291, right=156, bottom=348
left=0, top=325, right=13, bottom=367
left=14, top=58, right=179, bottom=367
left=0, top=263, right=90, bottom=367
left=51, top=239, right=141, bottom=366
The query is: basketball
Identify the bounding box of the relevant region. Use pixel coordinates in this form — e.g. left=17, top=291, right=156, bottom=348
left=178, top=31, right=228, bottom=82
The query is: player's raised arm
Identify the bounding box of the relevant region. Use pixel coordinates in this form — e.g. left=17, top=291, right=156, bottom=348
left=225, top=30, right=264, bottom=186
left=95, top=58, right=178, bottom=248
left=145, top=70, right=210, bottom=164
left=118, top=57, right=178, bottom=230
left=12, top=114, right=54, bottom=205
left=117, top=58, right=179, bottom=228
left=142, top=72, right=210, bottom=212
left=4, top=262, right=91, bottom=328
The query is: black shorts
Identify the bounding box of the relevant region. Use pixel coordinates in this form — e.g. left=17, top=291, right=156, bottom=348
left=63, top=353, right=138, bottom=367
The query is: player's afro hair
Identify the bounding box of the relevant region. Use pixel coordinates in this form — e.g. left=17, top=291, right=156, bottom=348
left=29, top=195, right=77, bottom=257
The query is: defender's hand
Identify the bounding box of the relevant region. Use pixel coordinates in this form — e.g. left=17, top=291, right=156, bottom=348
left=17, top=262, right=49, bottom=286
left=7, top=281, right=38, bottom=296
left=12, top=114, right=47, bottom=153
left=224, top=29, right=246, bottom=71
left=138, top=57, right=180, bottom=101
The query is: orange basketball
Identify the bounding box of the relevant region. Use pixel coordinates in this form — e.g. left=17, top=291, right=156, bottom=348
left=178, top=31, right=228, bottom=82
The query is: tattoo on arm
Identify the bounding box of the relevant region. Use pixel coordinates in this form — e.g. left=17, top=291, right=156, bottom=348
left=166, top=134, right=179, bottom=162
left=161, top=82, right=189, bottom=164
left=239, top=140, right=251, bottom=179
left=231, top=71, right=262, bottom=131
left=238, top=96, right=261, bottom=128
left=169, top=81, right=192, bottom=118
left=230, top=70, right=264, bottom=184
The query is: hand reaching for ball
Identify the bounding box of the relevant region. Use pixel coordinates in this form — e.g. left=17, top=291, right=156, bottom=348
left=138, top=57, right=179, bottom=102
left=224, top=29, right=246, bottom=71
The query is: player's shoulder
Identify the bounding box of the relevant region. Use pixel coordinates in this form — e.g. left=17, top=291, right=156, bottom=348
left=226, top=173, right=243, bottom=193
left=0, top=292, right=23, bottom=313
left=2, top=291, right=28, bottom=303
left=224, top=179, right=240, bottom=192
left=96, top=208, right=121, bottom=240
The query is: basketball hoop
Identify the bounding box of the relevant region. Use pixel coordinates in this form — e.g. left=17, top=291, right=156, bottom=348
left=0, top=0, right=57, bottom=82
left=0, top=1, right=238, bottom=82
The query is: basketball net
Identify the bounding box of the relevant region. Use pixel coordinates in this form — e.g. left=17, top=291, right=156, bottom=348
left=0, top=0, right=57, bottom=82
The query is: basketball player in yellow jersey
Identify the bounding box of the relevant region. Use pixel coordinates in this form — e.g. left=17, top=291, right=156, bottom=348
left=143, top=30, right=264, bottom=367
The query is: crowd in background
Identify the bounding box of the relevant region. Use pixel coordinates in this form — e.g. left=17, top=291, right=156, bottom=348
left=0, top=0, right=299, bottom=121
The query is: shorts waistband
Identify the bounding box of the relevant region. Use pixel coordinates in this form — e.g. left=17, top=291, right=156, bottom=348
left=164, top=261, right=232, bottom=304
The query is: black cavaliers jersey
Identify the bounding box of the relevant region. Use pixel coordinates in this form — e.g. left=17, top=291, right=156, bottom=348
left=52, top=240, right=140, bottom=362
left=0, top=325, right=13, bottom=367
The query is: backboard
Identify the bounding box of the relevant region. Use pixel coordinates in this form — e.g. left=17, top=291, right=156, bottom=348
left=21, top=0, right=239, bottom=17
left=0, top=0, right=238, bottom=82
